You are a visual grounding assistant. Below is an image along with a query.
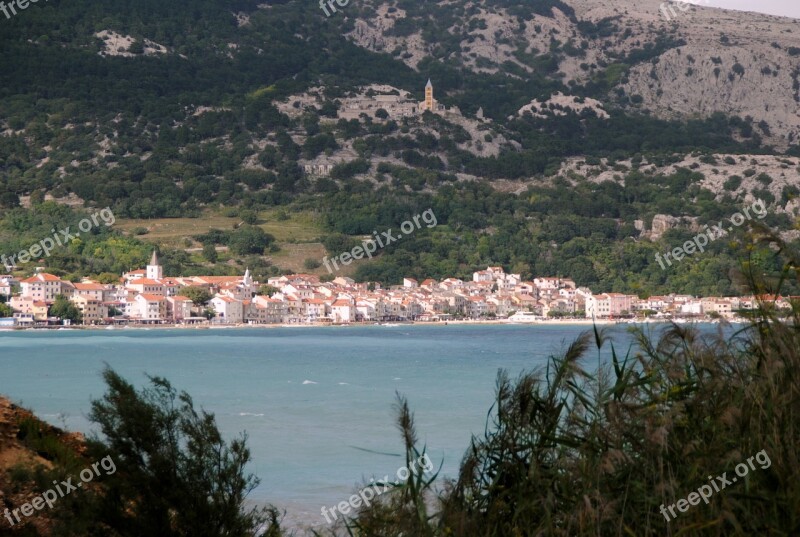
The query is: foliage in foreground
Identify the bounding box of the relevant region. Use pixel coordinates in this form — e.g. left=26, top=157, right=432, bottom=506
left=6, top=233, right=800, bottom=537
left=342, top=235, right=800, bottom=536
left=1, top=369, right=284, bottom=537
left=82, top=368, right=281, bottom=537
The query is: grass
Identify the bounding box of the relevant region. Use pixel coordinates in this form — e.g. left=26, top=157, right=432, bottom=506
left=115, top=208, right=366, bottom=276
left=15, top=417, right=81, bottom=469
left=116, top=209, right=324, bottom=244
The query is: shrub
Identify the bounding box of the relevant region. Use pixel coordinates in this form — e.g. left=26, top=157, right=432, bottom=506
left=86, top=368, right=281, bottom=536
left=723, top=175, right=742, bottom=191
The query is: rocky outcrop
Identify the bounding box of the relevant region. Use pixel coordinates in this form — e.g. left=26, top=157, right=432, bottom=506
left=645, top=214, right=702, bottom=241
left=0, top=397, right=86, bottom=535
left=347, top=0, right=800, bottom=146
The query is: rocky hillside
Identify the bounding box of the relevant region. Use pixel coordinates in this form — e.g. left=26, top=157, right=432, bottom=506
left=346, top=0, right=800, bottom=148
left=0, top=397, right=87, bottom=535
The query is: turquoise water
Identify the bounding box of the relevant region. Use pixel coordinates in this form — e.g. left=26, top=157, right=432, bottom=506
left=0, top=324, right=677, bottom=527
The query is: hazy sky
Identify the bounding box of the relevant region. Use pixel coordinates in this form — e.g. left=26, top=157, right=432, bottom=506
left=687, top=0, right=800, bottom=19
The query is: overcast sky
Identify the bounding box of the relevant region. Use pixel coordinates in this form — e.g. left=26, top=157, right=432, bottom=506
left=687, top=0, right=800, bottom=19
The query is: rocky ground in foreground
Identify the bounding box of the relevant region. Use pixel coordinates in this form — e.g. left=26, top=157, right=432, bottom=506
left=0, top=397, right=86, bottom=535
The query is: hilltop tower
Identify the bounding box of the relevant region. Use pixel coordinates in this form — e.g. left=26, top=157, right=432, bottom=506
left=423, top=79, right=434, bottom=111
left=146, top=250, right=163, bottom=280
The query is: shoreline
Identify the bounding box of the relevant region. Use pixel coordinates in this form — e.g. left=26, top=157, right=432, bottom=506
left=0, top=318, right=748, bottom=332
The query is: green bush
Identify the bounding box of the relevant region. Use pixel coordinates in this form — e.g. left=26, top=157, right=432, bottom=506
left=83, top=368, right=282, bottom=537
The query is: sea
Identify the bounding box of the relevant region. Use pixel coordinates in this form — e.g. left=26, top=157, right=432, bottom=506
left=0, top=323, right=731, bottom=529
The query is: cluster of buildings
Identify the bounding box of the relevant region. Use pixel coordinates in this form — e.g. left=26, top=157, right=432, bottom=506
left=0, top=256, right=788, bottom=327
left=337, top=80, right=460, bottom=122
left=301, top=81, right=466, bottom=177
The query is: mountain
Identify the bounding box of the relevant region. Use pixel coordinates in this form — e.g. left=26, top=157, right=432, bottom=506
left=0, top=0, right=798, bottom=296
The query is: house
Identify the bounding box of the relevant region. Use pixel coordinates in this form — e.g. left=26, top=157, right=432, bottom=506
left=440, top=278, right=465, bottom=290
left=121, top=269, right=147, bottom=284
left=701, top=298, right=734, bottom=318
left=514, top=282, right=536, bottom=296
left=9, top=296, right=34, bottom=315
left=12, top=313, right=34, bottom=326
left=332, top=276, right=355, bottom=288
left=404, top=299, right=424, bottom=320
left=533, top=277, right=561, bottom=291
left=20, top=273, right=65, bottom=302
left=0, top=275, right=17, bottom=298
left=543, top=298, right=574, bottom=316
left=167, top=296, right=194, bottom=322
left=302, top=298, right=328, bottom=322
left=331, top=298, right=355, bottom=323
left=486, top=296, right=512, bottom=317
left=134, top=294, right=166, bottom=322
left=249, top=296, right=288, bottom=324
left=127, top=278, right=165, bottom=297
left=585, top=293, right=633, bottom=319
left=210, top=295, right=244, bottom=324
left=467, top=296, right=489, bottom=318
left=276, top=294, right=303, bottom=323
left=472, top=270, right=493, bottom=283
left=512, top=293, right=538, bottom=312
left=680, top=300, right=704, bottom=316
left=71, top=295, right=107, bottom=324
left=72, top=283, right=107, bottom=302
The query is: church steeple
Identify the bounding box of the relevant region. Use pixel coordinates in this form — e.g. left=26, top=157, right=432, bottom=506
left=146, top=250, right=163, bottom=280
left=424, top=79, right=434, bottom=111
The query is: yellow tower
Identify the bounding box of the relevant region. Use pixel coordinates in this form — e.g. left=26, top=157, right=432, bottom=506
left=424, top=79, right=434, bottom=111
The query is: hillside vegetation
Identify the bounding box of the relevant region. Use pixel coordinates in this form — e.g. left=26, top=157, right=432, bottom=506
left=0, top=0, right=798, bottom=295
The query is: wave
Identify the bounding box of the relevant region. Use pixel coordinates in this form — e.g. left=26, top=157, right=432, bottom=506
left=302, top=380, right=318, bottom=385
left=238, top=412, right=265, bottom=417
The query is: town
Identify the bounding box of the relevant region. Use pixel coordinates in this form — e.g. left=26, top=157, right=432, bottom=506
left=0, top=252, right=786, bottom=327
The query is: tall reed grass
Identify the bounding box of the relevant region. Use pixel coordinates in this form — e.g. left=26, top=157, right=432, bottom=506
left=339, top=229, right=800, bottom=536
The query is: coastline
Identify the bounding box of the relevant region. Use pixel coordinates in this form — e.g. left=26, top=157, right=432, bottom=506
left=0, top=317, right=747, bottom=332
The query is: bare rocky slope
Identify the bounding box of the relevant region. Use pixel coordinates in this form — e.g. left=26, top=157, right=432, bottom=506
left=346, top=0, right=800, bottom=148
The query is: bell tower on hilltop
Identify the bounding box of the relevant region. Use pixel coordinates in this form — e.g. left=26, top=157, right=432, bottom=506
left=423, top=79, right=434, bottom=111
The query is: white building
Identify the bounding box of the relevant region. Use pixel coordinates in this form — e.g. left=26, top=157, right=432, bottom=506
left=133, top=294, right=166, bottom=321
left=20, top=273, right=65, bottom=302
left=210, top=295, right=244, bottom=324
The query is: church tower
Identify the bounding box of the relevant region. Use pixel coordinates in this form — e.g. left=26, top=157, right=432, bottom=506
left=424, top=79, right=434, bottom=111
left=146, top=250, right=163, bottom=280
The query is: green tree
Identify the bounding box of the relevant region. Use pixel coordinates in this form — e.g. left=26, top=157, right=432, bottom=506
left=183, top=286, right=213, bottom=306
left=87, top=368, right=280, bottom=536
left=229, top=226, right=274, bottom=256
left=202, top=243, right=218, bottom=263
left=95, top=273, right=120, bottom=284
left=256, top=285, right=279, bottom=297
left=49, top=295, right=83, bottom=324
left=240, top=210, right=259, bottom=225
left=128, top=39, right=145, bottom=55
left=0, top=302, right=12, bottom=317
